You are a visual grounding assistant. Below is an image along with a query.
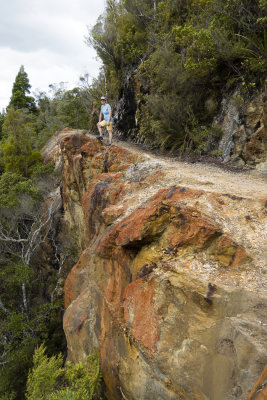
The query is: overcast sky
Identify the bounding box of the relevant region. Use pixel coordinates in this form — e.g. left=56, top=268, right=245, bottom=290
left=0, top=0, right=106, bottom=110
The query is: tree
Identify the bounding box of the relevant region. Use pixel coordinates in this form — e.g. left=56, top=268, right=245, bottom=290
left=0, top=170, right=64, bottom=399
left=34, top=84, right=90, bottom=147
left=26, top=345, right=102, bottom=400
left=59, top=88, right=90, bottom=129
left=1, top=108, right=42, bottom=177
left=8, top=66, right=37, bottom=113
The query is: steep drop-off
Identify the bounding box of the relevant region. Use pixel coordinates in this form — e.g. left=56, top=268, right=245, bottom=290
left=42, top=129, right=267, bottom=400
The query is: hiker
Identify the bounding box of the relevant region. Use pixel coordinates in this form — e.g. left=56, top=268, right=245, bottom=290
left=97, top=96, right=113, bottom=146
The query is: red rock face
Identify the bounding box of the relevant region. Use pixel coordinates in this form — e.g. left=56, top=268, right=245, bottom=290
left=43, top=130, right=266, bottom=400
left=123, top=278, right=160, bottom=354
left=248, top=366, right=267, bottom=399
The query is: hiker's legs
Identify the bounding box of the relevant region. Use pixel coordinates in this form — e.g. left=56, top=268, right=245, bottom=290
left=107, top=122, right=113, bottom=144
left=97, top=122, right=103, bottom=136
left=97, top=121, right=112, bottom=143
left=108, top=128, right=112, bottom=144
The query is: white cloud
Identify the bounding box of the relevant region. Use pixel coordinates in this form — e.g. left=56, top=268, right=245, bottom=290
left=0, top=0, right=106, bottom=110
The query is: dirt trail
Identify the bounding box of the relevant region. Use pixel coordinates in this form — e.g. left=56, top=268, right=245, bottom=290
left=44, top=129, right=267, bottom=200
left=115, top=139, right=267, bottom=201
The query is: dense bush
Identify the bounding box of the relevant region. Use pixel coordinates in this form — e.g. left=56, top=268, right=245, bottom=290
left=87, top=0, right=267, bottom=153
left=26, top=345, right=102, bottom=400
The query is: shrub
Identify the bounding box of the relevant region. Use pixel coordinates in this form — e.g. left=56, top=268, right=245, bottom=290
left=26, top=344, right=63, bottom=400
left=26, top=345, right=102, bottom=400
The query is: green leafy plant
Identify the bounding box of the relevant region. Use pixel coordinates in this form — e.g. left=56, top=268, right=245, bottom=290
left=26, top=344, right=64, bottom=400
left=26, top=345, right=102, bottom=400
left=86, top=0, right=267, bottom=154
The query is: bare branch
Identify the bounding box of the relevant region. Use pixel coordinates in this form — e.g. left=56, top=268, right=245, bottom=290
left=0, top=298, right=9, bottom=314
left=0, top=194, right=60, bottom=315
left=0, top=221, right=27, bottom=243
left=0, top=335, right=10, bottom=366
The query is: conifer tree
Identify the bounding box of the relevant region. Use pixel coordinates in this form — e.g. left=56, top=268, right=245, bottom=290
left=8, top=66, right=37, bottom=112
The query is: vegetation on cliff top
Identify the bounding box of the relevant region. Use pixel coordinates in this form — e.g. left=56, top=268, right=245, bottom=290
left=88, top=0, right=267, bottom=153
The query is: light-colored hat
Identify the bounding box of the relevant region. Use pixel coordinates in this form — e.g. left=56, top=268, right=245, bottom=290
left=101, top=96, right=106, bottom=100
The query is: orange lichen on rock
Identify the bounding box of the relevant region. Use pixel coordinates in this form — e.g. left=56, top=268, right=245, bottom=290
left=101, top=249, right=131, bottom=318
left=62, top=135, right=93, bottom=155
left=96, top=186, right=204, bottom=257
left=123, top=277, right=160, bottom=353
left=214, top=236, right=251, bottom=268
left=79, top=138, right=103, bottom=157
left=104, top=146, right=138, bottom=172
left=81, top=173, right=125, bottom=238
left=64, top=249, right=90, bottom=308
left=144, top=170, right=164, bottom=184
left=248, top=366, right=267, bottom=399
left=166, top=209, right=220, bottom=249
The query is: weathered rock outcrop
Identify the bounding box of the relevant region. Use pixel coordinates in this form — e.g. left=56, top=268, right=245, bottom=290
left=218, top=91, right=267, bottom=172
left=114, top=69, right=138, bottom=140
left=43, top=129, right=267, bottom=400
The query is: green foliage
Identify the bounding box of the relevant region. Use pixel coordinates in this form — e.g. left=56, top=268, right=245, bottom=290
left=87, top=0, right=267, bottom=154
left=8, top=66, right=36, bottom=113
left=62, top=353, right=102, bottom=400
left=0, top=393, right=16, bottom=400
left=31, top=163, right=54, bottom=178
left=114, top=12, right=147, bottom=65
left=0, top=288, right=66, bottom=399
left=0, top=56, right=91, bottom=400
left=182, top=108, right=223, bottom=154
left=0, top=110, right=6, bottom=139
left=2, top=143, right=42, bottom=177
left=0, top=160, right=63, bottom=400
left=239, top=29, right=267, bottom=74
left=34, top=85, right=90, bottom=148
left=0, top=155, right=80, bottom=400
left=26, top=344, right=63, bottom=400
left=26, top=345, right=102, bottom=400
left=87, top=0, right=148, bottom=100
left=0, top=313, right=40, bottom=397
left=2, top=108, right=36, bottom=142
left=135, top=44, right=213, bottom=151
left=0, top=172, right=40, bottom=208
left=58, top=88, right=89, bottom=129
left=1, top=108, right=42, bottom=177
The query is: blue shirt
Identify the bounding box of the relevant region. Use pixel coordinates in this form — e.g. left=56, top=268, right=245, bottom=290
left=101, top=104, right=114, bottom=122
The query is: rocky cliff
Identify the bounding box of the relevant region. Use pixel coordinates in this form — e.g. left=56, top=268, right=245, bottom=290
left=217, top=90, right=267, bottom=172
left=42, top=128, right=267, bottom=400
